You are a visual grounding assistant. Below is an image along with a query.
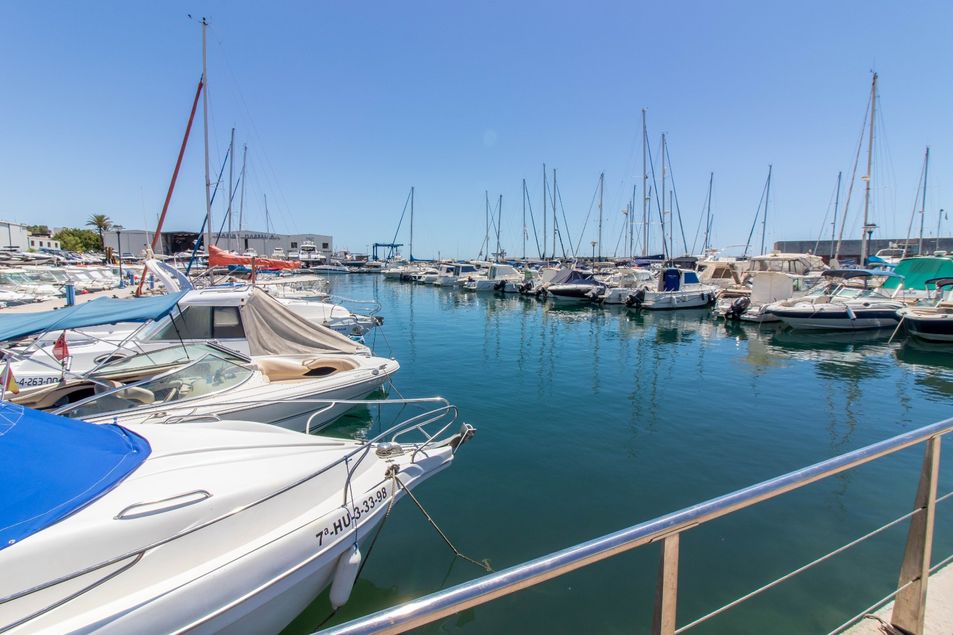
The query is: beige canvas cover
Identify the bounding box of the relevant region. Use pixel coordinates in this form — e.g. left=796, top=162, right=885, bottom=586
left=240, top=288, right=364, bottom=356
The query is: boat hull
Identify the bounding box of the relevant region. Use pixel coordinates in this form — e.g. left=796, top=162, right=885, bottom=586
left=770, top=308, right=900, bottom=330
left=903, top=314, right=953, bottom=342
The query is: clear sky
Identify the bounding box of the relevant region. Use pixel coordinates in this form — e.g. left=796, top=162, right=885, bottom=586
left=2, top=1, right=951, bottom=259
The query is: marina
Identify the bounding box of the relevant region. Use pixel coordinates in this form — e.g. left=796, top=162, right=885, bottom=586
left=2, top=3, right=953, bottom=633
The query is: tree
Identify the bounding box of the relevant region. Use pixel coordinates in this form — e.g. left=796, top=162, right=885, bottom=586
left=53, top=228, right=101, bottom=252
left=26, top=224, right=50, bottom=235
left=85, top=214, right=112, bottom=252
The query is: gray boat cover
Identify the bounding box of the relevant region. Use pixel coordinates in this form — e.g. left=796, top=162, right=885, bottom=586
left=240, top=289, right=363, bottom=356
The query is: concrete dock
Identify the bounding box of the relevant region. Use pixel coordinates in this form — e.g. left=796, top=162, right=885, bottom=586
left=841, top=562, right=953, bottom=634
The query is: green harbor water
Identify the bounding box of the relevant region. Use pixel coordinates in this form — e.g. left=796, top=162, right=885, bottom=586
left=285, top=275, right=953, bottom=635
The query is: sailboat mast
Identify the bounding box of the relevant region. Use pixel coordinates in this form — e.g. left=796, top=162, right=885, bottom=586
left=264, top=194, right=270, bottom=233
left=630, top=184, right=636, bottom=258
left=704, top=172, right=713, bottom=252
left=760, top=164, right=772, bottom=255
left=496, top=194, right=502, bottom=262
left=238, top=144, right=247, bottom=240
left=597, top=172, right=604, bottom=261
left=861, top=72, right=877, bottom=266
left=522, top=178, right=527, bottom=261
left=641, top=109, right=648, bottom=256
left=831, top=171, right=842, bottom=260
left=484, top=190, right=489, bottom=259
left=542, top=164, right=547, bottom=260
left=410, top=186, right=415, bottom=261
left=227, top=127, right=235, bottom=251
left=552, top=168, right=558, bottom=259
left=201, top=17, right=213, bottom=252
left=661, top=133, right=667, bottom=260
left=919, top=146, right=929, bottom=254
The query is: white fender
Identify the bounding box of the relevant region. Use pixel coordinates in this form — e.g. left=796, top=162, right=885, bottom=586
left=329, top=544, right=362, bottom=609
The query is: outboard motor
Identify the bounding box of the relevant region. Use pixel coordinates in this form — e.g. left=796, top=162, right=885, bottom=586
left=494, top=280, right=507, bottom=292
left=518, top=281, right=534, bottom=295
left=725, top=296, right=751, bottom=320
left=625, top=288, right=646, bottom=309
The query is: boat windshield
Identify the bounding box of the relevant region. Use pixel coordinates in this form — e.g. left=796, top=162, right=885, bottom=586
left=94, top=344, right=249, bottom=378
left=58, top=354, right=255, bottom=419
left=26, top=271, right=58, bottom=284
left=0, top=272, right=29, bottom=285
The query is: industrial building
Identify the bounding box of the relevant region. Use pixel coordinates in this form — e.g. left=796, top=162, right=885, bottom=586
left=103, top=229, right=333, bottom=259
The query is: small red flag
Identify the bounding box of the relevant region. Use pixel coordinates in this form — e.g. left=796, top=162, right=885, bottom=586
left=53, top=332, right=70, bottom=362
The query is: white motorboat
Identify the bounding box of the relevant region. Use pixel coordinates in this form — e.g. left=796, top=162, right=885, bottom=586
left=0, top=400, right=474, bottom=634
left=595, top=268, right=655, bottom=304
left=636, top=267, right=716, bottom=310
left=0, top=268, right=61, bottom=301
left=435, top=263, right=483, bottom=287
left=897, top=278, right=953, bottom=342
left=14, top=342, right=399, bottom=432
left=766, top=269, right=906, bottom=330
left=462, top=263, right=524, bottom=293
left=2, top=287, right=373, bottom=388
left=312, top=259, right=350, bottom=275
left=715, top=271, right=799, bottom=323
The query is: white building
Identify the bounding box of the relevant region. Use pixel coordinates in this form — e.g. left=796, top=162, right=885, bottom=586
left=0, top=221, right=31, bottom=251
left=28, top=234, right=61, bottom=250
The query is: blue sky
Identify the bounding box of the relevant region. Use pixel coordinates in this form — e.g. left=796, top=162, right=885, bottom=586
left=1, top=1, right=951, bottom=258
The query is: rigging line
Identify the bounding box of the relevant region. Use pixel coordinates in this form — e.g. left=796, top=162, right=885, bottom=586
left=388, top=189, right=414, bottom=253
left=555, top=181, right=574, bottom=258
left=834, top=88, right=872, bottom=260
left=213, top=175, right=243, bottom=245
left=742, top=174, right=770, bottom=258
left=812, top=176, right=840, bottom=255
left=663, top=147, right=689, bottom=256
left=524, top=180, right=542, bottom=258
left=210, top=31, right=296, bottom=234
left=903, top=150, right=928, bottom=250
left=645, top=135, right=668, bottom=258
left=690, top=182, right=710, bottom=256
left=573, top=176, right=602, bottom=256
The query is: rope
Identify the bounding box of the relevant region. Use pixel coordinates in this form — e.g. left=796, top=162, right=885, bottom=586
left=395, top=474, right=492, bottom=572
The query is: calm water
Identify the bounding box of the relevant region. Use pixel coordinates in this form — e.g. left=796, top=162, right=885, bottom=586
left=284, top=275, right=953, bottom=635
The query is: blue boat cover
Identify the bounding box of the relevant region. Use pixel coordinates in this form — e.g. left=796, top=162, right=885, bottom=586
left=0, top=291, right=186, bottom=343
left=0, top=403, right=150, bottom=550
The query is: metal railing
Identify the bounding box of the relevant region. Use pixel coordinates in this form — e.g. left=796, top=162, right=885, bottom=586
left=320, top=416, right=953, bottom=635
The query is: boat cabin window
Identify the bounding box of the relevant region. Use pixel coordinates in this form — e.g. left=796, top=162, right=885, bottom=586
left=149, top=306, right=246, bottom=341
left=684, top=271, right=700, bottom=284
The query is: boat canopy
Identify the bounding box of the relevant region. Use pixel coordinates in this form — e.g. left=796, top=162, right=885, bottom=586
left=208, top=245, right=300, bottom=270
left=925, top=277, right=953, bottom=289
left=882, top=257, right=953, bottom=290
left=239, top=288, right=364, bottom=355
left=0, top=291, right=187, bottom=343
left=549, top=269, right=598, bottom=285
left=0, top=403, right=150, bottom=551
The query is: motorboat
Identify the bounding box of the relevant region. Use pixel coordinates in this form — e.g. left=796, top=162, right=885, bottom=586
left=0, top=268, right=61, bottom=301
left=24, top=343, right=399, bottom=432
left=462, top=263, right=524, bottom=293
left=1, top=286, right=375, bottom=388
left=714, top=271, right=801, bottom=323
left=766, top=269, right=906, bottom=330
left=738, top=252, right=827, bottom=291
left=897, top=278, right=953, bottom=342
left=312, top=259, right=350, bottom=275
left=595, top=268, right=655, bottom=304
left=544, top=269, right=606, bottom=302
left=636, top=267, right=716, bottom=310
left=0, top=400, right=474, bottom=634
left=297, top=240, right=323, bottom=267
left=433, top=263, right=480, bottom=287
left=879, top=255, right=953, bottom=301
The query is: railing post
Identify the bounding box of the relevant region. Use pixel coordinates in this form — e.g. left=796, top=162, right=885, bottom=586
left=651, top=534, right=680, bottom=635
left=891, top=436, right=940, bottom=634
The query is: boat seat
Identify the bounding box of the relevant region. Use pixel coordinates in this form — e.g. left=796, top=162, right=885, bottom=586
left=255, top=357, right=358, bottom=382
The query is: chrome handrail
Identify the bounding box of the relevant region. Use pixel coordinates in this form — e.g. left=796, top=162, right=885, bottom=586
left=320, top=416, right=953, bottom=635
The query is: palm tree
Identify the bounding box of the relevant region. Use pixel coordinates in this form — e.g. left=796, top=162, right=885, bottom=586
left=86, top=214, right=112, bottom=253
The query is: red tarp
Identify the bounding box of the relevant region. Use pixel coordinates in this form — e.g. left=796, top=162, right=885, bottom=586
left=208, top=245, right=300, bottom=270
